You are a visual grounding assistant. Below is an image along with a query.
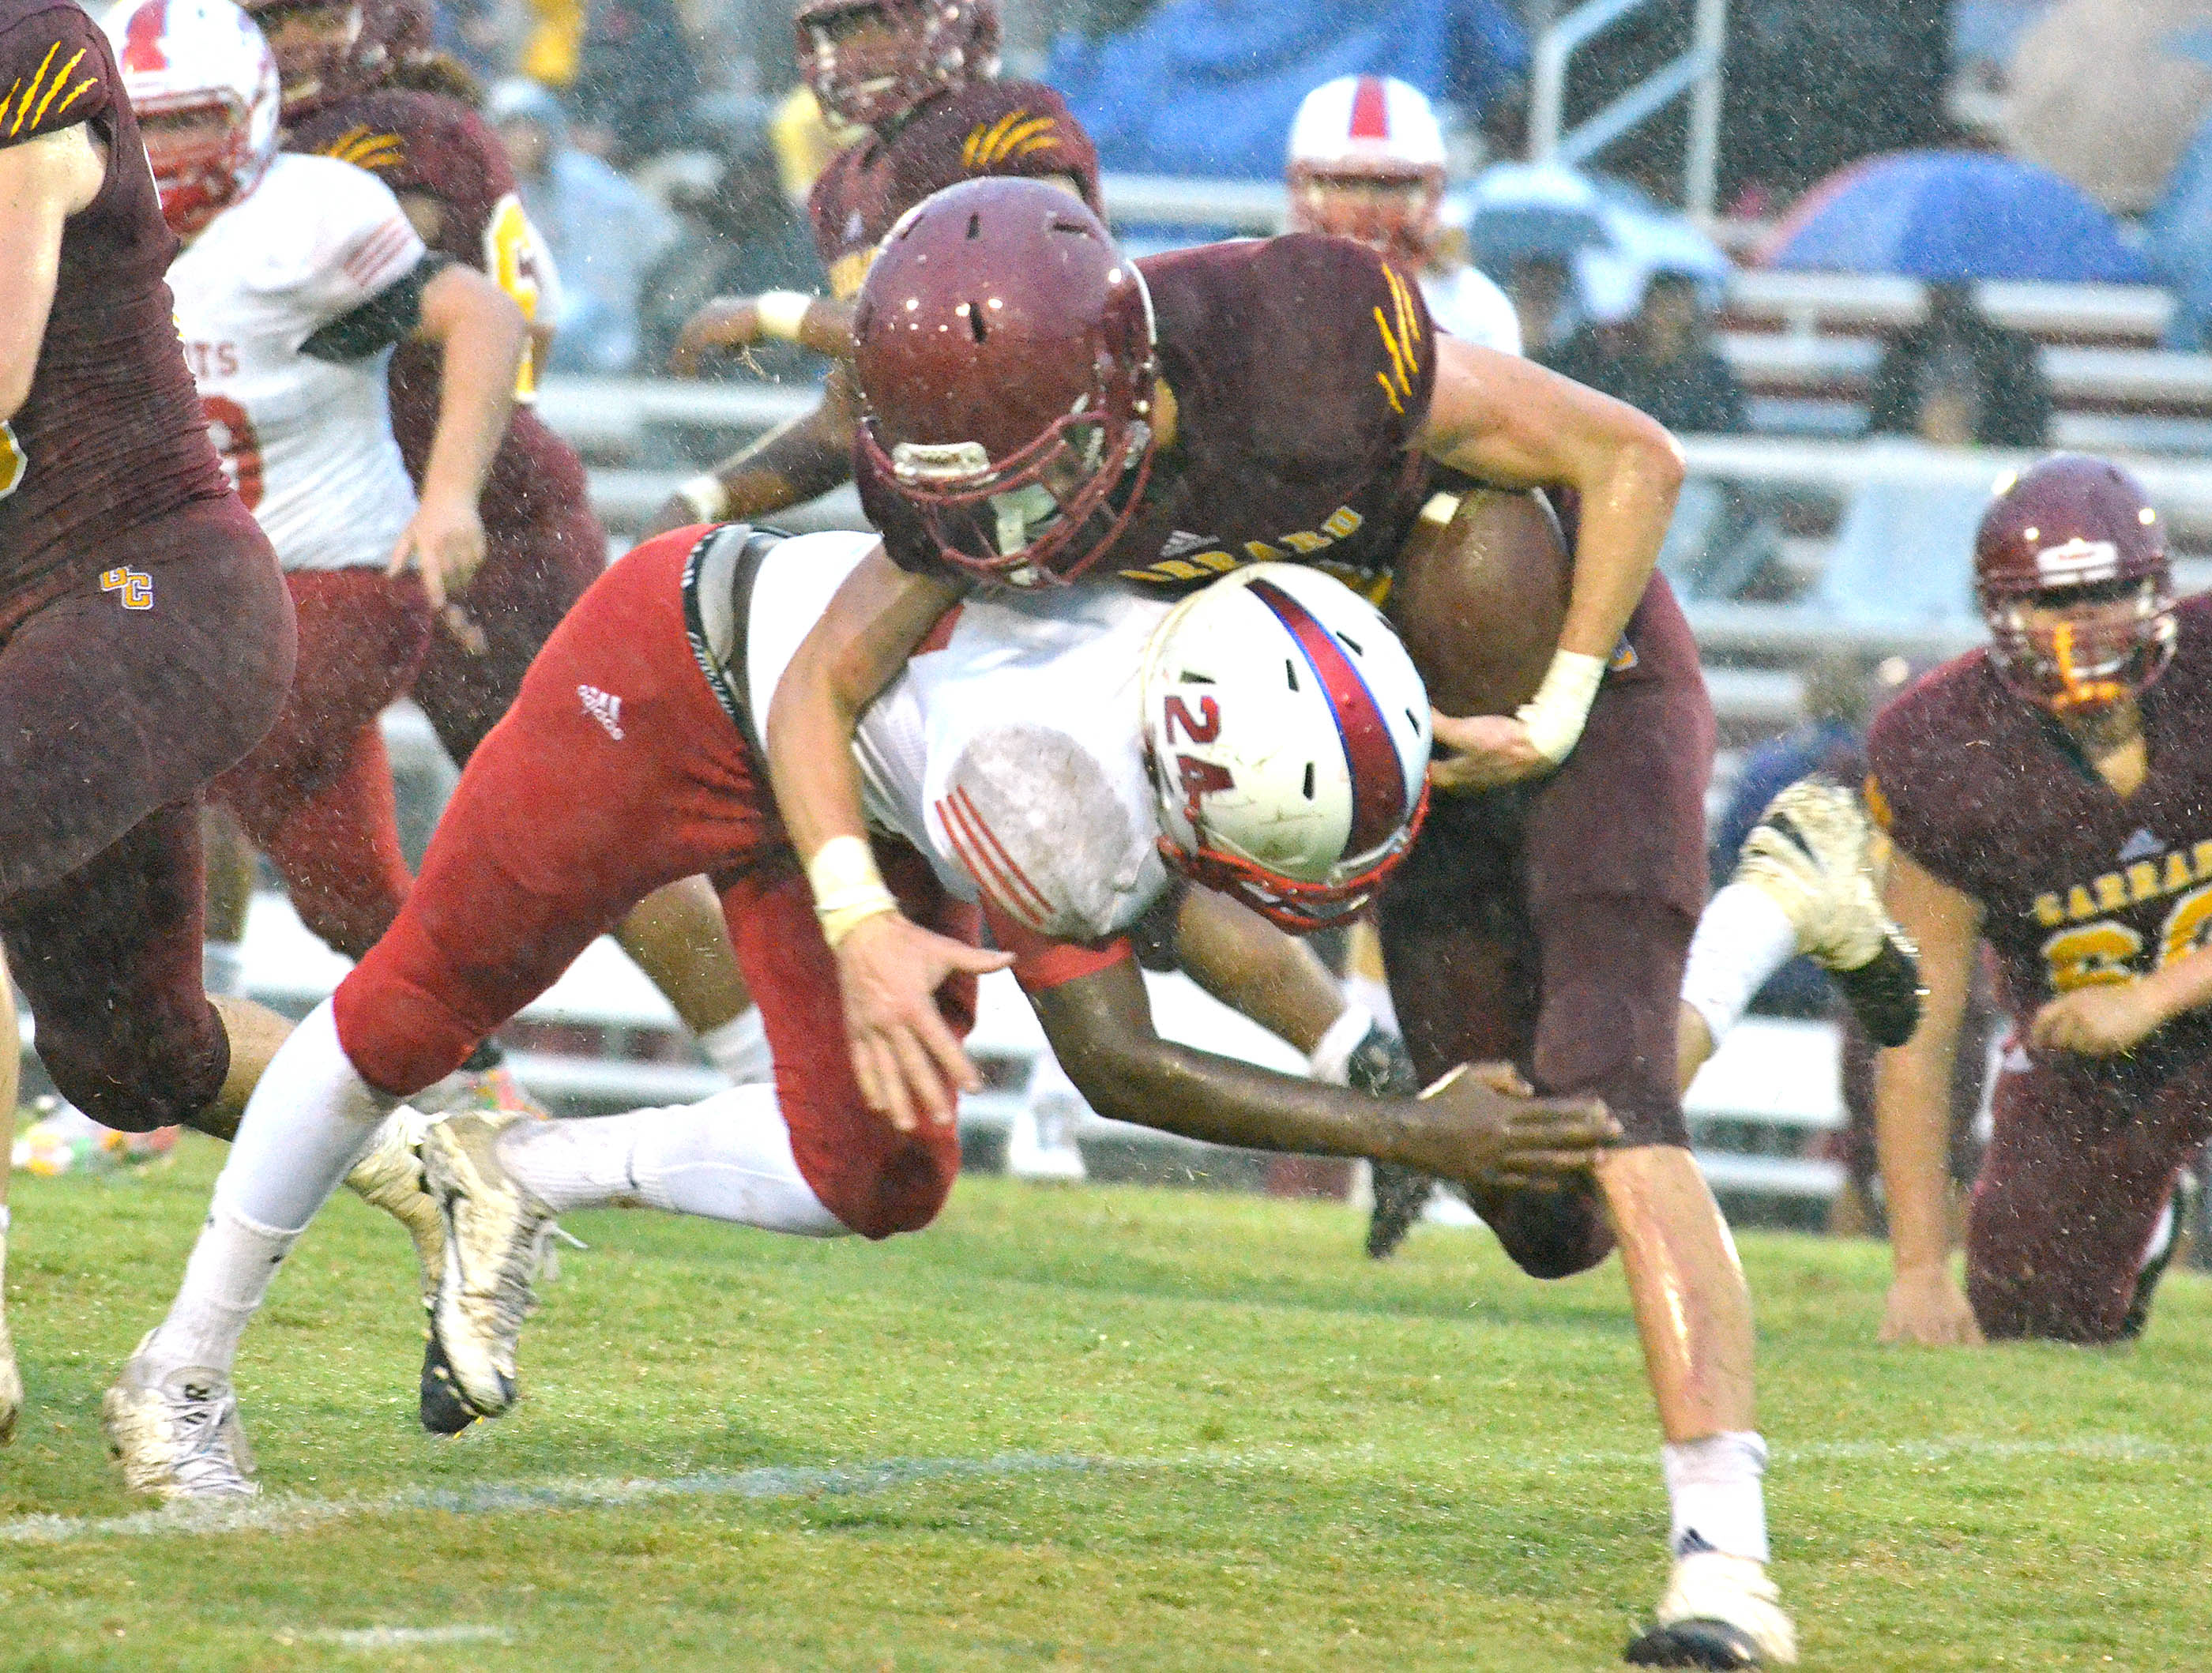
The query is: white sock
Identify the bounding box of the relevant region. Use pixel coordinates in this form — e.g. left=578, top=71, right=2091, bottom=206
left=146, top=999, right=397, bottom=1378
left=1341, top=972, right=1398, bottom=1036
left=1680, top=884, right=1802, bottom=1048
left=697, top=1006, right=773, bottom=1084
left=202, top=939, right=246, bottom=999
left=1308, top=1003, right=1376, bottom=1086
left=1663, top=1431, right=1770, bottom=1564
left=499, top=1085, right=847, bottom=1236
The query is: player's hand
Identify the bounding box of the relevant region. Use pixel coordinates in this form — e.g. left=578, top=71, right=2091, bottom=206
left=645, top=493, right=706, bottom=539
left=670, top=296, right=762, bottom=377
left=2028, top=983, right=2165, bottom=1058
left=1879, top=1264, right=1984, bottom=1347
left=1428, top=709, right=1552, bottom=793
left=387, top=491, right=487, bottom=611
left=833, top=911, right=1014, bottom=1134
left=1402, top=1061, right=1620, bottom=1190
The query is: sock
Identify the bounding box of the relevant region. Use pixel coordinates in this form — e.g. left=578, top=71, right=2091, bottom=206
left=697, top=1006, right=773, bottom=1085
left=501, top=1085, right=846, bottom=1235
left=1680, top=884, right=1802, bottom=1048
left=145, top=999, right=397, bottom=1378
left=1341, top=971, right=1398, bottom=1037
left=202, top=939, right=245, bottom=999
left=1663, top=1431, right=1770, bottom=1564
left=1308, top=1003, right=1376, bottom=1087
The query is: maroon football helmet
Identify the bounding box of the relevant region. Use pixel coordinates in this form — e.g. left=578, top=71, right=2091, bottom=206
left=796, top=0, right=999, bottom=130
left=243, top=0, right=400, bottom=116
left=1974, top=453, right=2176, bottom=713
left=853, top=177, right=1159, bottom=588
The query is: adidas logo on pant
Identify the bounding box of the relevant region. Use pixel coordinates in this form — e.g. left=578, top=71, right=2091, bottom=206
left=578, top=684, right=625, bottom=740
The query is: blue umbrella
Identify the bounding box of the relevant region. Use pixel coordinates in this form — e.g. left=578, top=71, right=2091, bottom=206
left=1461, top=163, right=1613, bottom=273
left=1759, top=149, right=2154, bottom=284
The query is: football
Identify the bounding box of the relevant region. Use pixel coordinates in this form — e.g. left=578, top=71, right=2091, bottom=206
left=1386, top=487, right=1572, bottom=718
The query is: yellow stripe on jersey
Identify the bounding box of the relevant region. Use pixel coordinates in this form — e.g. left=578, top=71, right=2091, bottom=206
left=323, top=126, right=407, bottom=171
left=1373, top=306, right=1415, bottom=404
left=963, top=110, right=1023, bottom=170
left=9, top=40, right=58, bottom=136
left=48, top=69, right=96, bottom=122
left=27, top=46, right=86, bottom=131
left=980, top=115, right=1058, bottom=167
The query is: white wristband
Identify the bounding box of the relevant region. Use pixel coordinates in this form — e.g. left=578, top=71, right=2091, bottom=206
left=1514, top=649, right=1607, bottom=765
left=807, top=834, right=898, bottom=949
left=755, top=290, right=813, bottom=343
left=678, top=472, right=730, bottom=523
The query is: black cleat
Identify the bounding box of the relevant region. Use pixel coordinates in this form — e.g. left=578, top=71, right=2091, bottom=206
left=1826, top=934, right=1924, bottom=1050
left=1623, top=1619, right=1767, bottom=1668
left=419, top=1329, right=480, bottom=1435
left=1345, top=1026, right=1431, bottom=1259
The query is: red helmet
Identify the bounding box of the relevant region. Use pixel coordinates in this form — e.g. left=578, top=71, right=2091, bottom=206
left=796, top=0, right=999, bottom=130
left=241, top=0, right=398, bottom=115
left=853, top=177, right=1159, bottom=588
left=1974, top=453, right=2176, bottom=713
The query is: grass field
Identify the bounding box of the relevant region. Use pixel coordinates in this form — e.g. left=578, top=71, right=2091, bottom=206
left=0, top=1137, right=2204, bottom=1671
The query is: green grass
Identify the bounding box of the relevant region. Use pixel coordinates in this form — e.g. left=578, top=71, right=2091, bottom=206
left=0, top=1135, right=2205, bottom=1671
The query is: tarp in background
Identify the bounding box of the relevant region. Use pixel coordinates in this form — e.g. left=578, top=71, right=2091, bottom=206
left=1044, top=0, right=1526, bottom=181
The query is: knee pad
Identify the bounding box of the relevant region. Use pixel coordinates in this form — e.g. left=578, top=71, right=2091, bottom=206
left=813, top=1129, right=961, bottom=1241
left=40, top=1002, right=228, bottom=1133
left=1471, top=1177, right=1615, bottom=1280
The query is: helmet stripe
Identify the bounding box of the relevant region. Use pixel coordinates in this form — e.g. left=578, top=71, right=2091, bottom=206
left=1246, top=578, right=1406, bottom=856
left=1349, top=75, right=1390, bottom=141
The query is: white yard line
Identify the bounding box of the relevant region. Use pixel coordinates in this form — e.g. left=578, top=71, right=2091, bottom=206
left=298, top=1625, right=515, bottom=1649
left=0, top=1434, right=2188, bottom=1548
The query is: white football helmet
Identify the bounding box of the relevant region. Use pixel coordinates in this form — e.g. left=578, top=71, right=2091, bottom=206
left=104, top=0, right=280, bottom=236
left=1140, top=564, right=1431, bottom=931
left=1286, top=73, right=1448, bottom=269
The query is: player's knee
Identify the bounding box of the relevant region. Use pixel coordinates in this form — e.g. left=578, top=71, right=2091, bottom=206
left=807, top=1126, right=960, bottom=1240
left=1473, top=1179, right=1614, bottom=1280
left=40, top=1004, right=228, bottom=1133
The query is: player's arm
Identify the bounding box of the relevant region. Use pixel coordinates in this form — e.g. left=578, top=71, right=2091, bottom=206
left=669, top=291, right=854, bottom=374
left=1027, top=952, right=1618, bottom=1186
left=0, top=123, right=104, bottom=422
left=1872, top=847, right=1986, bottom=1347
left=1416, top=335, right=1686, bottom=787
left=649, top=362, right=863, bottom=536
left=762, top=547, right=1009, bottom=1133
left=2028, top=934, right=2212, bottom=1056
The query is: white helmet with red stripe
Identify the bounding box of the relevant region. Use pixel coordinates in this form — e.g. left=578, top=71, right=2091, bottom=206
left=103, top=0, right=280, bottom=236
left=1139, top=564, right=1431, bottom=931
left=1286, top=73, right=1448, bottom=269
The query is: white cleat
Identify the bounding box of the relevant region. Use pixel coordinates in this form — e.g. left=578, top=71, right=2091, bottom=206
left=1734, top=776, right=1923, bottom=1047
left=343, top=1105, right=442, bottom=1305
left=420, top=1111, right=553, bottom=1422
left=1625, top=1552, right=1799, bottom=1668
left=0, top=1231, right=21, bottom=1444
left=102, top=1332, right=258, bottom=1501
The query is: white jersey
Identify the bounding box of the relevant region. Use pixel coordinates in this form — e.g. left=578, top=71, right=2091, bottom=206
left=1422, top=264, right=1522, bottom=355
left=168, top=152, right=425, bottom=572
left=734, top=531, right=1173, bottom=947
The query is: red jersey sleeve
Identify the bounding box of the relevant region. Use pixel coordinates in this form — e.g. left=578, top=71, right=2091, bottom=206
left=980, top=898, right=1134, bottom=993
left=0, top=2, right=111, bottom=149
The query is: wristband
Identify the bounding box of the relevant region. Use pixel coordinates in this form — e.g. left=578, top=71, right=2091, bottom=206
left=808, top=834, right=899, bottom=949
left=755, top=290, right=813, bottom=343
left=678, top=472, right=730, bottom=523
left=1514, top=649, right=1607, bottom=765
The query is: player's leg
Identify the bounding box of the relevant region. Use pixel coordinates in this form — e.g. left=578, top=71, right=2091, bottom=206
left=0, top=959, right=20, bottom=1442
left=200, top=804, right=258, bottom=998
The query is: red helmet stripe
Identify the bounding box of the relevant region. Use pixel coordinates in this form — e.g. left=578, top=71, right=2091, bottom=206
left=1349, top=75, right=1390, bottom=141
left=122, top=1, right=169, bottom=73
left=1246, top=579, right=1405, bottom=855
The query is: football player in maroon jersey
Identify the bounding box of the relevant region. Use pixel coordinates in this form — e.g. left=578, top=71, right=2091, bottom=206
left=653, top=0, right=1100, bottom=536
left=1870, top=454, right=2212, bottom=1348
left=766, top=177, right=1802, bottom=1667
left=235, top=0, right=762, bottom=1084
left=0, top=0, right=292, bottom=1444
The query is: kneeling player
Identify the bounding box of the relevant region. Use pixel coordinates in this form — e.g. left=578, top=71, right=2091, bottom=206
left=105, top=530, right=1613, bottom=1496
left=1869, top=455, right=2212, bottom=1347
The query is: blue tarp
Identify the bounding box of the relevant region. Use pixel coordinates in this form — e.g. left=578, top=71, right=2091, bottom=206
left=1044, top=0, right=1526, bottom=180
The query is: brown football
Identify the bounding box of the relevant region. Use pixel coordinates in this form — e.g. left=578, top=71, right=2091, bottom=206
left=1386, top=487, right=1572, bottom=718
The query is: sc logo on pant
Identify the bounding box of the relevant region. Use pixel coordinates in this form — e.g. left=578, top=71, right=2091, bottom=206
left=100, top=567, right=153, bottom=610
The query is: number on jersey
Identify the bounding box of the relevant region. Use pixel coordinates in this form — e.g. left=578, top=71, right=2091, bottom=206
left=201, top=394, right=264, bottom=511
left=484, top=193, right=551, bottom=401
left=2042, top=882, right=2212, bottom=993
left=0, top=420, right=24, bottom=499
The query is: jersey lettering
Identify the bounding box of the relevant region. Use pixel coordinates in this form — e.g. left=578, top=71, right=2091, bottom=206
left=2040, top=882, right=2212, bottom=994
left=483, top=193, right=547, bottom=401
left=99, top=566, right=153, bottom=608
left=1163, top=695, right=1219, bottom=745
left=0, top=420, right=23, bottom=499
left=200, top=394, right=264, bottom=511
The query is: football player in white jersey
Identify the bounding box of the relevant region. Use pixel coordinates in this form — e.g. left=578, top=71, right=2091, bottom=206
left=1286, top=73, right=1521, bottom=356
left=105, top=525, right=1617, bottom=1491
left=107, top=0, right=522, bottom=992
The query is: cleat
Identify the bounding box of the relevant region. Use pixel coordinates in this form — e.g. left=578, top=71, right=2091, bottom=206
left=421, top=1111, right=552, bottom=1422
left=102, top=1332, right=258, bottom=1501
left=0, top=1231, right=21, bottom=1444
left=1347, top=1025, right=1428, bottom=1260
left=1625, top=1552, right=1797, bottom=1668
left=343, top=1105, right=442, bottom=1305
left=1734, top=777, right=1924, bottom=1047
left=418, top=1330, right=479, bottom=1436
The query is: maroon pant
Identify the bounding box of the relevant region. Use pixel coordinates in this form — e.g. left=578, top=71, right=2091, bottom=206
left=1376, top=574, right=1715, bottom=1280
left=1966, top=1039, right=2212, bottom=1343
left=0, top=494, right=294, bottom=1129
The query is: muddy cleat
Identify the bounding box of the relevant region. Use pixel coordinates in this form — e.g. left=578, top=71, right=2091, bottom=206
left=418, top=1329, right=480, bottom=1436
left=1734, top=776, right=1923, bottom=1048
left=1624, top=1552, right=1798, bottom=1668
left=343, top=1105, right=442, bottom=1304
left=421, top=1111, right=552, bottom=1423
left=102, top=1333, right=258, bottom=1501
left=1347, top=1025, right=1430, bottom=1260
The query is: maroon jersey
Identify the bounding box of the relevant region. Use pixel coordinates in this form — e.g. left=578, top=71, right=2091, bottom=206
left=286, top=86, right=588, bottom=535
left=865, top=235, right=1440, bottom=594
left=1867, top=592, right=2212, bottom=1054
left=0, top=0, right=228, bottom=608
left=808, top=79, right=1100, bottom=302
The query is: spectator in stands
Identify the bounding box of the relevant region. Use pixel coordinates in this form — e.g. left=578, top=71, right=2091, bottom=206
left=1506, top=253, right=1578, bottom=357
left=564, top=0, right=704, bottom=164
left=1539, top=269, right=1746, bottom=434
left=489, top=78, right=679, bottom=374
left=1865, top=283, right=2052, bottom=448
left=2150, top=104, right=2212, bottom=351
